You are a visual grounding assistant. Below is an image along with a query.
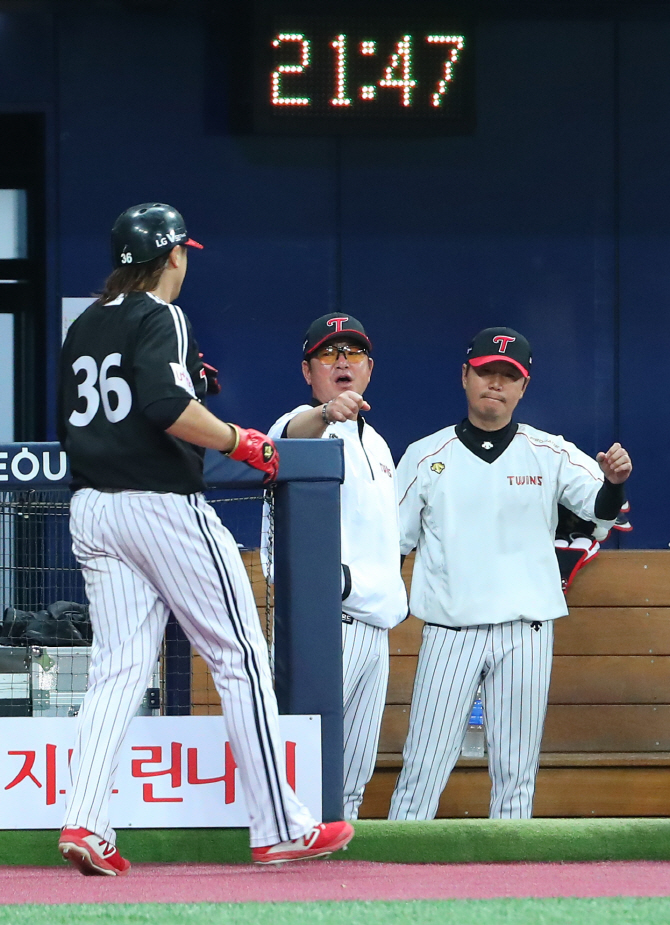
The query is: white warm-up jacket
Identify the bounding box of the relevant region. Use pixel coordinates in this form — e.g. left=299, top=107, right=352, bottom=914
left=268, top=406, right=408, bottom=630
left=397, top=422, right=616, bottom=628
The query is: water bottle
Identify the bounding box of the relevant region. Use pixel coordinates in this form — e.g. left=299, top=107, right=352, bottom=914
left=461, top=687, right=486, bottom=758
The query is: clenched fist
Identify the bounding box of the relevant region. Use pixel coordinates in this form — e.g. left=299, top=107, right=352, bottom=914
left=324, top=390, right=371, bottom=423
left=596, top=443, right=632, bottom=485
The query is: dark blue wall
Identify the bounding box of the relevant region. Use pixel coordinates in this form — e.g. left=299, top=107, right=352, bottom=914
left=0, top=3, right=667, bottom=546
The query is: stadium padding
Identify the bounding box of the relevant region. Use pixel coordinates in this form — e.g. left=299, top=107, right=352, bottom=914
left=3, top=820, right=670, bottom=867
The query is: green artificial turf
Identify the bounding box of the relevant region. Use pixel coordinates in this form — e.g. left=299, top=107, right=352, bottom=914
left=343, top=819, right=670, bottom=863
left=5, top=819, right=670, bottom=866
left=2, top=900, right=670, bottom=925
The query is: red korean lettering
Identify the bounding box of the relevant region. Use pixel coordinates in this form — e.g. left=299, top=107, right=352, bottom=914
left=6, top=746, right=59, bottom=805
left=131, top=742, right=183, bottom=803
left=6, top=751, right=41, bottom=791
left=187, top=742, right=238, bottom=804
left=46, top=744, right=57, bottom=806
left=285, top=741, right=296, bottom=792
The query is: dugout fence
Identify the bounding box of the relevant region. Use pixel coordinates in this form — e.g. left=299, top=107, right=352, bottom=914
left=0, top=440, right=345, bottom=821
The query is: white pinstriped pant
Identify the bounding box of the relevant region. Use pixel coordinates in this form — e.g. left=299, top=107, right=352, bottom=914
left=64, top=488, right=315, bottom=848
left=388, top=619, right=554, bottom=820
left=342, top=619, right=389, bottom=819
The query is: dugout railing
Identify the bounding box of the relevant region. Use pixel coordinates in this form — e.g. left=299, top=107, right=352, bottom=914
left=0, top=439, right=345, bottom=822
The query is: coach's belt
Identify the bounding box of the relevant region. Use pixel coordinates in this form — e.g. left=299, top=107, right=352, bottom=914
left=424, top=620, right=544, bottom=632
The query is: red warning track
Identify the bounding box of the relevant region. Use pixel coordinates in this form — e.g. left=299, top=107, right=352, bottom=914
left=2, top=861, right=670, bottom=904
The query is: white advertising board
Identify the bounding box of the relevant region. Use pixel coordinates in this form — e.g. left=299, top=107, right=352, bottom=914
left=0, top=715, right=321, bottom=828
left=61, top=297, right=95, bottom=342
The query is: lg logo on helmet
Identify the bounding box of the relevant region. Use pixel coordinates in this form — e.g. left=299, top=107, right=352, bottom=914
left=155, top=231, right=185, bottom=248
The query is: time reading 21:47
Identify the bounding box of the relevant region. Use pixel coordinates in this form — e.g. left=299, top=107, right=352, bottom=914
left=270, top=33, right=467, bottom=110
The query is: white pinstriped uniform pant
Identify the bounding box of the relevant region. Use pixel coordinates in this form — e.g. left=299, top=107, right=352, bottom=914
left=388, top=619, right=554, bottom=821
left=342, top=619, right=389, bottom=819
left=64, top=488, right=315, bottom=848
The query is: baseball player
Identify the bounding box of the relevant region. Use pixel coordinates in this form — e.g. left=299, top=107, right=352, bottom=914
left=266, top=313, right=408, bottom=819
left=56, top=203, right=353, bottom=874
left=388, top=327, right=632, bottom=820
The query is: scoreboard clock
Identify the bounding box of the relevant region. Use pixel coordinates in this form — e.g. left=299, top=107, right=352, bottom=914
left=250, top=3, right=475, bottom=135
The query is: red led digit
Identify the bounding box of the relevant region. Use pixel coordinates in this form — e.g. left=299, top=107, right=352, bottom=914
left=378, top=35, right=417, bottom=107
left=425, top=35, right=466, bottom=107
left=330, top=34, right=352, bottom=107
left=271, top=33, right=311, bottom=107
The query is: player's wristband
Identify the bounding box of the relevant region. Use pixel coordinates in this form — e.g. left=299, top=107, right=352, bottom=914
left=222, top=423, right=241, bottom=456
left=322, top=402, right=332, bottom=426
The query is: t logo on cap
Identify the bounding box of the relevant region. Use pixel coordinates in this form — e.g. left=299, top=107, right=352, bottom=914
left=492, top=335, right=516, bottom=354
left=326, top=316, right=349, bottom=333
left=303, top=312, right=372, bottom=358
left=466, top=327, right=532, bottom=378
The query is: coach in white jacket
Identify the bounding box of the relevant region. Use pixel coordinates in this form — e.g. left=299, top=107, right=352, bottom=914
left=389, top=327, right=632, bottom=820
left=269, top=313, right=408, bottom=818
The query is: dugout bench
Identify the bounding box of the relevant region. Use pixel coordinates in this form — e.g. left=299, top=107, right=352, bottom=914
left=359, top=549, right=670, bottom=818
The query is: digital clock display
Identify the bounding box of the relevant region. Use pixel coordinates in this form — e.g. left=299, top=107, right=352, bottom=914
left=251, top=4, right=475, bottom=135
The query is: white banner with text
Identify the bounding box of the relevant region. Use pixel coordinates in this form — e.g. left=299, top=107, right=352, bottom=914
left=0, top=715, right=321, bottom=829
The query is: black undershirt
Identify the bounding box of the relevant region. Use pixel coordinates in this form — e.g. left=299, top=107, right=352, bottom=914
left=455, top=417, right=624, bottom=520
left=455, top=417, right=518, bottom=463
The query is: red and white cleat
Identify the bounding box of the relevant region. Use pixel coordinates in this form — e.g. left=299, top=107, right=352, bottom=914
left=59, top=827, right=130, bottom=876
left=252, top=821, right=354, bottom=865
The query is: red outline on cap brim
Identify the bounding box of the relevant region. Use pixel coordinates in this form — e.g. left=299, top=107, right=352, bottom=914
left=305, top=330, right=373, bottom=356
left=185, top=238, right=204, bottom=250
left=469, top=355, right=529, bottom=377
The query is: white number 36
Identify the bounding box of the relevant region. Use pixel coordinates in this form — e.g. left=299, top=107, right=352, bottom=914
left=69, top=354, right=133, bottom=427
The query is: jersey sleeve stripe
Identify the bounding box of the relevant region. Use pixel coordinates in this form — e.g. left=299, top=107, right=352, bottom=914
left=174, top=305, right=188, bottom=367
left=167, top=304, right=188, bottom=367
left=514, top=432, right=604, bottom=481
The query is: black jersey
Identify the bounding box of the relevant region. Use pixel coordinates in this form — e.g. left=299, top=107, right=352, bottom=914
left=58, top=291, right=208, bottom=493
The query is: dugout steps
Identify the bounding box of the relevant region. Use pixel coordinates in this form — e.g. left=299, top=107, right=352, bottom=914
left=4, top=820, right=670, bottom=866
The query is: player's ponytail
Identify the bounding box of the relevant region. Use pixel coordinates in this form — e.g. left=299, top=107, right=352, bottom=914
left=96, top=252, right=171, bottom=305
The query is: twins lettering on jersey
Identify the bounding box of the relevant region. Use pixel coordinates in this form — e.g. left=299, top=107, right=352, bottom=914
left=428, top=463, right=542, bottom=485
left=507, top=475, right=543, bottom=485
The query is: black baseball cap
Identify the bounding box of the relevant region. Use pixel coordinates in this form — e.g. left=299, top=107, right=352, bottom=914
left=465, top=327, right=532, bottom=377
left=303, top=312, right=372, bottom=358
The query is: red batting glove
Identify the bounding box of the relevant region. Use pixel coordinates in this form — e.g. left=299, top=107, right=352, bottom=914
left=225, top=425, right=279, bottom=483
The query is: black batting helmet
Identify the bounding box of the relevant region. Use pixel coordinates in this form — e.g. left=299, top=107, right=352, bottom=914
left=111, top=202, right=203, bottom=268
